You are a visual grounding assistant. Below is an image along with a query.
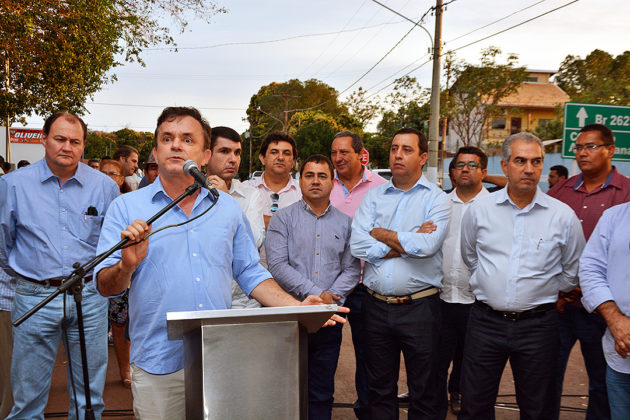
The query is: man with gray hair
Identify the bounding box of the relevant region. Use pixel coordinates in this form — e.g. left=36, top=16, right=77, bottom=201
left=459, top=132, right=586, bottom=419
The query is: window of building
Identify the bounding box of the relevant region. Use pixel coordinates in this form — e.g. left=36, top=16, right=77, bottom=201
left=510, top=117, right=522, bottom=134
left=491, top=117, right=506, bottom=129
left=526, top=76, right=538, bottom=82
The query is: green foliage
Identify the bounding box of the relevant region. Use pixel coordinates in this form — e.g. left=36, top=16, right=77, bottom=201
left=343, top=87, right=381, bottom=126
left=84, top=129, right=154, bottom=160
left=0, top=0, right=225, bottom=124
left=446, top=47, right=527, bottom=147
left=363, top=133, right=391, bottom=169
left=375, top=76, right=430, bottom=139
left=555, top=49, right=630, bottom=105
left=533, top=119, right=563, bottom=140
left=244, top=79, right=360, bottom=171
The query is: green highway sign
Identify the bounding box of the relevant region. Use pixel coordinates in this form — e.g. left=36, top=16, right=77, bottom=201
left=562, top=102, right=630, bottom=161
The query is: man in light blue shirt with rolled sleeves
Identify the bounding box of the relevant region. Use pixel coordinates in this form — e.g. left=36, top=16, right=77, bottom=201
left=459, top=132, right=585, bottom=420
left=95, top=107, right=346, bottom=420
left=580, top=201, right=630, bottom=419
left=0, top=112, right=119, bottom=420
left=350, top=128, right=450, bottom=419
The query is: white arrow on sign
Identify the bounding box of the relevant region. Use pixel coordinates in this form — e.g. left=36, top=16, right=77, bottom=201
left=576, top=107, right=588, bottom=127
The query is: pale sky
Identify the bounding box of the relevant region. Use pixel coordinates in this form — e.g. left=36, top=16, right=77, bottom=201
left=19, top=0, right=630, bottom=134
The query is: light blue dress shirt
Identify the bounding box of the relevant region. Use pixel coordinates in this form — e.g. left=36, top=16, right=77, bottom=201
left=461, top=187, right=585, bottom=312
left=0, top=159, right=119, bottom=279
left=265, top=200, right=361, bottom=305
left=350, top=175, right=450, bottom=296
left=580, top=202, right=630, bottom=374
left=94, top=176, right=270, bottom=374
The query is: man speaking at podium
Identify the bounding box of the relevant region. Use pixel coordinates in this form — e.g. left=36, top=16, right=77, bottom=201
left=95, top=107, right=346, bottom=420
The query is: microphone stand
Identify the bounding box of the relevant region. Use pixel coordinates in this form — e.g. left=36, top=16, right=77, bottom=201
left=13, top=181, right=203, bottom=420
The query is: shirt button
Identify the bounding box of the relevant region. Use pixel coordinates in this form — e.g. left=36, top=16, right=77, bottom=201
left=62, top=226, right=66, bottom=231
left=583, top=205, right=587, bottom=209
left=580, top=219, right=583, bottom=222
left=315, top=271, right=318, bottom=275
left=60, top=189, right=63, bottom=193
left=61, top=208, right=65, bottom=212
left=195, top=277, right=200, bottom=282
left=316, top=252, right=319, bottom=255
left=317, top=234, right=320, bottom=237
left=64, top=246, right=68, bottom=250
left=190, top=229, right=194, bottom=233
left=192, top=253, right=197, bottom=257
left=198, top=304, right=203, bottom=308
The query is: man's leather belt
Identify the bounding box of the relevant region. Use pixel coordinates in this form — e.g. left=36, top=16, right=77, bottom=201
left=475, top=300, right=555, bottom=321
left=366, top=287, right=438, bottom=304
left=18, top=273, right=93, bottom=288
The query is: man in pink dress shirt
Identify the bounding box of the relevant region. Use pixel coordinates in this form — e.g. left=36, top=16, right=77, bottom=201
left=330, top=131, right=387, bottom=419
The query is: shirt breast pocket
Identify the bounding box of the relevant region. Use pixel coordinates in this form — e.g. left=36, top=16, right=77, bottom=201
left=523, top=237, right=557, bottom=272
left=71, top=215, right=104, bottom=245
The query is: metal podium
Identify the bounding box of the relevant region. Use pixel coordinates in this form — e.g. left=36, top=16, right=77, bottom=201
left=167, top=305, right=337, bottom=420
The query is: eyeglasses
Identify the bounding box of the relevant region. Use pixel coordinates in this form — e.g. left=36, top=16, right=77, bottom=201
left=101, top=171, right=122, bottom=178
left=270, top=193, right=279, bottom=213
left=454, top=161, right=481, bottom=170
left=575, top=143, right=610, bottom=152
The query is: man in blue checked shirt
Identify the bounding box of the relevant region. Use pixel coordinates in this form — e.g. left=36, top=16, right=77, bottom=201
left=350, top=127, right=451, bottom=419
left=266, top=154, right=361, bottom=420
left=0, top=112, right=120, bottom=420
left=95, top=108, right=347, bottom=420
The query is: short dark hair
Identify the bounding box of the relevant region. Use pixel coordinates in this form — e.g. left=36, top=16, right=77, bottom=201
left=580, top=123, right=614, bottom=145
left=154, top=107, right=211, bottom=150
left=259, top=131, right=297, bottom=158
left=334, top=131, right=363, bottom=153
left=448, top=157, right=457, bottom=174
left=43, top=112, right=88, bottom=142
left=211, top=126, right=241, bottom=151
left=393, top=127, right=428, bottom=154
left=17, top=160, right=30, bottom=168
left=113, top=145, right=139, bottom=161
left=299, top=154, right=334, bottom=179
left=550, top=165, right=568, bottom=178
left=454, top=146, right=488, bottom=169
left=88, top=158, right=100, bottom=165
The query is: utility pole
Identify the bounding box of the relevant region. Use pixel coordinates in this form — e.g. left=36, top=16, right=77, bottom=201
left=273, top=93, right=300, bottom=133
left=427, top=0, right=443, bottom=184
left=5, top=55, right=11, bottom=164
left=438, top=57, right=452, bottom=187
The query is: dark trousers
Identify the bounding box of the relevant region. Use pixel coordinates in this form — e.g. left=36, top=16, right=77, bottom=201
left=345, top=284, right=370, bottom=420
left=460, top=303, right=560, bottom=420
left=436, top=301, right=471, bottom=418
left=308, top=322, right=343, bottom=420
left=552, top=304, right=610, bottom=420
left=363, top=293, right=441, bottom=420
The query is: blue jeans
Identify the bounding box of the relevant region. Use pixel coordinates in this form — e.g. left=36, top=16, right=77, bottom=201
left=308, top=322, right=343, bottom=420
left=606, top=365, right=630, bottom=420
left=8, top=279, right=108, bottom=420
left=344, top=284, right=370, bottom=420
left=553, top=305, right=609, bottom=420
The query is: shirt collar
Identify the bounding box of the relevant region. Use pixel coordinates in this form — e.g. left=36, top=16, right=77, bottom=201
left=38, top=159, right=85, bottom=186
left=384, top=173, right=430, bottom=193
left=148, top=175, right=212, bottom=203
left=495, top=185, right=549, bottom=210
left=449, top=186, right=489, bottom=204
left=573, top=166, right=623, bottom=191
left=259, top=172, right=298, bottom=193
left=300, top=198, right=332, bottom=217
left=229, top=180, right=246, bottom=198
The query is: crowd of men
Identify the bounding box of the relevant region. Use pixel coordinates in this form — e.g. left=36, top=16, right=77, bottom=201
left=0, top=107, right=629, bottom=420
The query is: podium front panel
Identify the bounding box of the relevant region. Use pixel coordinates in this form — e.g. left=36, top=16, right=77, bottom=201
left=184, top=321, right=307, bottom=419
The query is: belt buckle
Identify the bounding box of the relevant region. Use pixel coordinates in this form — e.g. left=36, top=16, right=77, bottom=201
left=386, top=296, right=410, bottom=304
left=502, top=311, right=519, bottom=321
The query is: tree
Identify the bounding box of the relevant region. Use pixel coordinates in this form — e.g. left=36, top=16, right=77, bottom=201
left=0, top=0, right=225, bottom=125
left=446, top=47, right=527, bottom=148
left=555, top=49, right=630, bottom=105
left=343, top=87, right=381, bottom=127
left=375, top=76, right=430, bottom=139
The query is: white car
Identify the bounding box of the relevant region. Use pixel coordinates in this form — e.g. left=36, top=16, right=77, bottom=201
left=372, top=168, right=392, bottom=180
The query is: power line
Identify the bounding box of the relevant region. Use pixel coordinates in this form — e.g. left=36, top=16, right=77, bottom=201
left=448, top=0, right=580, bottom=53
left=446, top=0, right=546, bottom=44
left=370, top=0, right=434, bottom=44
left=89, top=102, right=245, bottom=111
left=144, top=20, right=409, bottom=51
left=285, top=4, right=435, bottom=114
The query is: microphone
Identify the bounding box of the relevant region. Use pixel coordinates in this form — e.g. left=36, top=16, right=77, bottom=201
left=182, top=160, right=220, bottom=199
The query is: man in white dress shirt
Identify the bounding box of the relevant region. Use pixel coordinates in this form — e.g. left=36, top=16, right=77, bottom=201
left=459, top=132, right=585, bottom=419
left=437, top=146, right=489, bottom=417
left=205, top=126, right=265, bottom=308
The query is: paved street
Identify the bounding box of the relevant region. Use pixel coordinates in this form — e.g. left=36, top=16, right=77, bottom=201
left=43, top=321, right=590, bottom=419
